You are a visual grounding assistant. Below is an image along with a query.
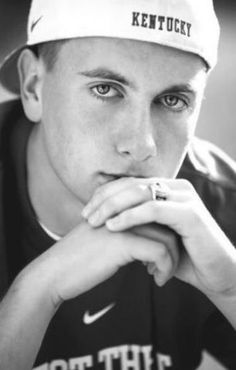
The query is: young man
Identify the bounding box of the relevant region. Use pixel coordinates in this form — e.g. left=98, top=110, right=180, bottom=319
left=0, top=0, right=235, bottom=369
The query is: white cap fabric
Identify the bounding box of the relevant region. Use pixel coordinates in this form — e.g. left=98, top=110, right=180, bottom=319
left=0, top=0, right=220, bottom=94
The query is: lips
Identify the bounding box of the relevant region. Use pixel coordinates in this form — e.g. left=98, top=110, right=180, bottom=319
left=98, top=172, right=131, bottom=185
left=99, top=173, right=122, bottom=182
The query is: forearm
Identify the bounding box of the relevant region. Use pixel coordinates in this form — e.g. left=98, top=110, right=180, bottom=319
left=0, top=261, right=60, bottom=370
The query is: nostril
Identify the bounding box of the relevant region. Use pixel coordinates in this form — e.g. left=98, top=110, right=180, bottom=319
left=115, top=119, right=157, bottom=161
left=122, top=151, right=131, bottom=156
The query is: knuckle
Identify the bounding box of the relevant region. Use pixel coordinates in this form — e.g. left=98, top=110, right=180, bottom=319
left=136, top=183, right=146, bottom=191
left=100, top=198, right=117, bottom=216
left=94, top=182, right=114, bottom=199
left=94, top=187, right=106, bottom=202
left=135, top=183, right=148, bottom=197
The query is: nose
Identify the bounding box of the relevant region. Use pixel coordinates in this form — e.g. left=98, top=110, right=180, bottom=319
left=115, top=106, right=157, bottom=162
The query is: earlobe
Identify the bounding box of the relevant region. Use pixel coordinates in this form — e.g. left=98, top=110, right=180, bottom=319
left=17, top=48, right=44, bottom=122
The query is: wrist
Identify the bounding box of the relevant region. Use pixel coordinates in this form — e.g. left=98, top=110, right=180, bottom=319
left=200, top=254, right=236, bottom=329
left=15, top=254, right=63, bottom=313
left=196, top=239, right=236, bottom=296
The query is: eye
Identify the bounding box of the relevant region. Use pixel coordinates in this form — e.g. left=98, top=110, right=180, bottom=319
left=91, top=84, right=120, bottom=99
left=160, top=95, right=188, bottom=111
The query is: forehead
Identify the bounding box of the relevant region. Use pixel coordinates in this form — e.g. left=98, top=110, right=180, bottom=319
left=54, top=37, right=206, bottom=89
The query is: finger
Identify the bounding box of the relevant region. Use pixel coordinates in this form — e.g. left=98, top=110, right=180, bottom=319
left=147, top=262, right=157, bottom=275
left=106, top=199, right=223, bottom=264
left=150, top=250, right=176, bottom=286
left=174, top=253, right=199, bottom=288
left=106, top=200, right=185, bottom=233
left=125, top=236, right=176, bottom=286
left=131, top=223, right=181, bottom=272
left=87, top=183, right=150, bottom=227
left=82, top=177, right=136, bottom=218
left=82, top=177, right=194, bottom=218
left=86, top=186, right=192, bottom=228
left=146, top=262, right=172, bottom=287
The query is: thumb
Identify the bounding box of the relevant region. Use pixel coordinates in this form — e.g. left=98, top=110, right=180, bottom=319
left=124, top=231, right=177, bottom=285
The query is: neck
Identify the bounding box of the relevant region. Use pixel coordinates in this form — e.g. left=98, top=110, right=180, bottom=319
left=27, top=124, right=84, bottom=237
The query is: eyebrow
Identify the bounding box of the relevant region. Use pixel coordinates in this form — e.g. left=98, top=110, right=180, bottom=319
left=159, top=84, right=197, bottom=97
left=78, top=68, right=134, bottom=87
left=78, top=68, right=197, bottom=96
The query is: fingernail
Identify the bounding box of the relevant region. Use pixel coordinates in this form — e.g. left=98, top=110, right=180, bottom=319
left=106, top=218, right=120, bottom=230
left=88, top=211, right=100, bottom=226
left=82, top=204, right=93, bottom=219
left=81, top=209, right=88, bottom=219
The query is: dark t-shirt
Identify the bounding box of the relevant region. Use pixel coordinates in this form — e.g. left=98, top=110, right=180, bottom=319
left=1, top=101, right=236, bottom=370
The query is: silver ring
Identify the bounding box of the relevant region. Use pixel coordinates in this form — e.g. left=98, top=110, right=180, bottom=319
left=149, top=182, right=169, bottom=201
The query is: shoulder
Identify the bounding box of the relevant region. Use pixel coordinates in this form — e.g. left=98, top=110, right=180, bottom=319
left=179, top=137, right=236, bottom=243
left=180, top=137, right=236, bottom=190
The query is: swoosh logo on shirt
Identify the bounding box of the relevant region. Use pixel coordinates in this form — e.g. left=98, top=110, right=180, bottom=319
left=31, top=16, right=43, bottom=32
left=83, top=303, right=115, bottom=325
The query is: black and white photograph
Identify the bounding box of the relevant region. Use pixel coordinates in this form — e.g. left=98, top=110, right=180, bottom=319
left=0, top=1, right=236, bottom=369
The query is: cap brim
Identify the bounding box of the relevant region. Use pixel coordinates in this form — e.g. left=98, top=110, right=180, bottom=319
left=0, top=46, right=25, bottom=95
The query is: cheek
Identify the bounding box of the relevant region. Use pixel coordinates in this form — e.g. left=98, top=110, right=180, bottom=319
left=154, top=115, right=196, bottom=176
left=41, top=95, right=113, bottom=183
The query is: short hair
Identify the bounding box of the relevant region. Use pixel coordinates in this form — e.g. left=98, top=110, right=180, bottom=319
left=30, top=40, right=67, bottom=70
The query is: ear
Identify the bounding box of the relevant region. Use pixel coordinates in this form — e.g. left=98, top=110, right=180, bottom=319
left=17, top=48, right=44, bottom=122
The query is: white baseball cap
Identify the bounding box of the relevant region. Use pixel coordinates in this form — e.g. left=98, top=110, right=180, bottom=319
left=0, top=0, right=220, bottom=94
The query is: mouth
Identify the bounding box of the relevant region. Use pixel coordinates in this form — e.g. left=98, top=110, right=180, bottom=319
left=98, top=172, right=132, bottom=184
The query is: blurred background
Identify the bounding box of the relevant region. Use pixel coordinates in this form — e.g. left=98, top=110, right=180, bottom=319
left=0, top=1, right=235, bottom=369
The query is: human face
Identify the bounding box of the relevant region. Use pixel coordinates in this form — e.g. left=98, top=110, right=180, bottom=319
left=37, top=37, right=207, bottom=207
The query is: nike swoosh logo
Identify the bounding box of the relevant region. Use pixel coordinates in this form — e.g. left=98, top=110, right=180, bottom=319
left=83, top=303, right=115, bottom=325
left=31, top=16, right=43, bottom=32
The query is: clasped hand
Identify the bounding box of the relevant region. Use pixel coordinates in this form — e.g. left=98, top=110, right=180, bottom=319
left=43, top=176, right=236, bottom=311
left=82, top=177, right=236, bottom=297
